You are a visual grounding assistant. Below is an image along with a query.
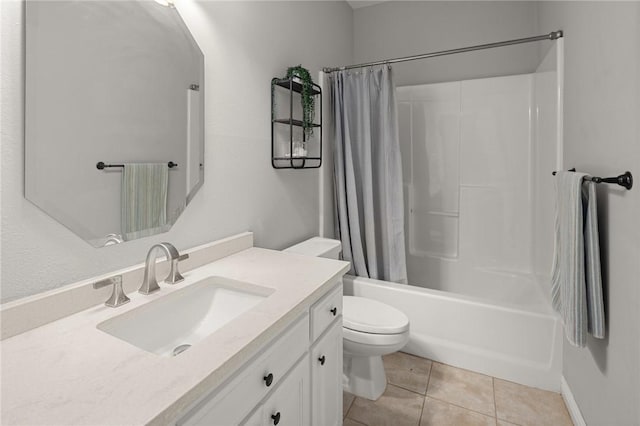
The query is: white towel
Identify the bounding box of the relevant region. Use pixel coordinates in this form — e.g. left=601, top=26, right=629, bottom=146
left=551, top=172, right=605, bottom=347
left=121, top=163, right=168, bottom=241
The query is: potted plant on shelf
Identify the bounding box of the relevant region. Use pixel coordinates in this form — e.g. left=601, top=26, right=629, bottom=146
left=285, top=65, right=316, bottom=140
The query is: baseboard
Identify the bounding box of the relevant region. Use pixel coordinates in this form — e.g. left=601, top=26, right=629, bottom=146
left=561, top=376, right=586, bottom=426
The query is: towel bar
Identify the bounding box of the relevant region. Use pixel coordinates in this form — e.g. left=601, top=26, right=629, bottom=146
left=96, top=161, right=177, bottom=170
left=552, top=169, right=633, bottom=190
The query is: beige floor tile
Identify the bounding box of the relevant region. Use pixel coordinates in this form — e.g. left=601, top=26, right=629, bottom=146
left=494, top=379, right=572, bottom=426
left=496, top=420, right=518, bottom=426
left=344, top=418, right=368, bottom=426
left=347, top=384, right=425, bottom=426
left=420, top=397, right=496, bottom=426
left=426, top=363, right=495, bottom=417
left=384, top=352, right=433, bottom=395
left=344, top=392, right=356, bottom=418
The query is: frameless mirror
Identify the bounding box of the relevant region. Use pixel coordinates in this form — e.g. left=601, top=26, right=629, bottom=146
left=25, top=0, right=204, bottom=247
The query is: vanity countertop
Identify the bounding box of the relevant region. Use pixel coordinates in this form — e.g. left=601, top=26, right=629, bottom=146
left=0, top=247, right=349, bottom=425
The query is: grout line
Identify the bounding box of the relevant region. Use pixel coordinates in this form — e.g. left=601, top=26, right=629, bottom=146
left=388, top=381, right=426, bottom=397
left=426, top=394, right=496, bottom=419
left=424, top=360, right=433, bottom=396
left=420, top=361, right=433, bottom=425
left=418, top=391, right=427, bottom=426
left=493, top=377, right=498, bottom=418
left=344, top=393, right=355, bottom=419
left=493, top=378, right=498, bottom=426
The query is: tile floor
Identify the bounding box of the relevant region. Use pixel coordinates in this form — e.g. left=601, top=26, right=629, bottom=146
left=343, top=352, right=573, bottom=426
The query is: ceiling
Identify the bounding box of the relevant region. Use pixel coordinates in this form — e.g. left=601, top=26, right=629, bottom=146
left=346, top=1, right=388, bottom=9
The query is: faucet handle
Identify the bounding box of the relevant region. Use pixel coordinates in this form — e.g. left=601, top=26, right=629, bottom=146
left=93, top=275, right=130, bottom=308
left=166, top=253, right=189, bottom=284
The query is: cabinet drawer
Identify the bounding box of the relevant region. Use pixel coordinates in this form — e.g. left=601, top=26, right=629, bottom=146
left=179, top=314, right=310, bottom=426
left=310, top=283, right=342, bottom=341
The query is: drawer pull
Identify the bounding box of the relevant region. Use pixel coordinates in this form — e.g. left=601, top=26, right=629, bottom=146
left=330, top=307, right=338, bottom=316
left=263, top=373, right=274, bottom=387
left=318, top=355, right=326, bottom=366
left=271, top=412, right=281, bottom=425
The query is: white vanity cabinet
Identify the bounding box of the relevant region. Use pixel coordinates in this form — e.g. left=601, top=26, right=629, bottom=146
left=177, top=282, right=343, bottom=426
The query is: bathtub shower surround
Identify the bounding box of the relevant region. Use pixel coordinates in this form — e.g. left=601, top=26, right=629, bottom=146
left=398, top=72, right=545, bottom=300
left=394, top=40, right=563, bottom=309
left=336, top=41, right=564, bottom=391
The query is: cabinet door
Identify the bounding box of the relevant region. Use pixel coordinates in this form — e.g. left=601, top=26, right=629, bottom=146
left=311, top=321, right=343, bottom=426
left=241, top=406, right=263, bottom=426
left=261, top=357, right=310, bottom=426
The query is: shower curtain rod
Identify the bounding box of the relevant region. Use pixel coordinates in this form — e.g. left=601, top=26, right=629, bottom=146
left=322, top=30, right=563, bottom=73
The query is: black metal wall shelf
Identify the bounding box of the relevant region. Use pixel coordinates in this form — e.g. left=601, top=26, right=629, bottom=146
left=272, top=78, right=321, bottom=95
left=273, top=118, right=321, bottom=128
left=271, top=77, right=322, bottom=169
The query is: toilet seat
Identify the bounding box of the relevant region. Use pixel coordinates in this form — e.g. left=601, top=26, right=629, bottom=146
left=343, top=296, right=409, bottom=335
left=343, top=326, right=410, bottom=346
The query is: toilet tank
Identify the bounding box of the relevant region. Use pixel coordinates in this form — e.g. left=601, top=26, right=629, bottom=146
left=283, top=237, right=342, bottom=260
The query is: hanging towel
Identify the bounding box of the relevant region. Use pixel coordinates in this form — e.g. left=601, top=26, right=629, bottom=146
left=121, top=163, right=168, bottom=241
left=551, top=172, right=605, bottom=347
left=582, top=181, right=605, bottom=339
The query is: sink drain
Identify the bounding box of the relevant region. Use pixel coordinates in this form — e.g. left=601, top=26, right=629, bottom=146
left=172, top=344, right=192, bottom=356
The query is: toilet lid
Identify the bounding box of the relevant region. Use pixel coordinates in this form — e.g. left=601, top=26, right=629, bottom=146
left=342, top=296, right=409, bottom=335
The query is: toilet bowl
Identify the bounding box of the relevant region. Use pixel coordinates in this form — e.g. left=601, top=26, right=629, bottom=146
left=342, top=295, right=410, bottom=400
left=283, top=237, right=411, bottom=401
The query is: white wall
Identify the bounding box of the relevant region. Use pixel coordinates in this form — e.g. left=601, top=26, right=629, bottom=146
left=0, top=0, right=353, bottom=302
left=353, top=1, right=541, bottom=86
left=537, top=2, right=640, bottom=424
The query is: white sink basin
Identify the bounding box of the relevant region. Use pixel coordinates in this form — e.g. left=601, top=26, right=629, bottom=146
left=97, top=276, right=274, bottom=357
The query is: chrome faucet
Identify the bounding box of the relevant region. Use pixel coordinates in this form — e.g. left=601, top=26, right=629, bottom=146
left=139, top=242, right=189, bottom=294
left=93, top=275, right=130, bottom=308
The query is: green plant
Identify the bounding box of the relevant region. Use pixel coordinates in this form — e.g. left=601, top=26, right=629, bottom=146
left=285, top=65, right=315, bottom=138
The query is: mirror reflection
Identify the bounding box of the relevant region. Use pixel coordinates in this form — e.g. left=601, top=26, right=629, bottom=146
left=25, top=0, right=204, bottom=247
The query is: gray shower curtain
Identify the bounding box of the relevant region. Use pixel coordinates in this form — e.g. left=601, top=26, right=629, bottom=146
left=329, top=66, right=407, bottom=283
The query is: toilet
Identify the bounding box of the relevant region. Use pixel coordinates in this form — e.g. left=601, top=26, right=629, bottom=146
left=284, top=237, right=410, bottom=400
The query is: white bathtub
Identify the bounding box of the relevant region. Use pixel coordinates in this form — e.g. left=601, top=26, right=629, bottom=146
left=342, top=274, right=563, bottom=391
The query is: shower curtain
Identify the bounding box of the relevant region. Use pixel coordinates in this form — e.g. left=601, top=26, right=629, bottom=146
left=329, top=66, right=408, bottom=283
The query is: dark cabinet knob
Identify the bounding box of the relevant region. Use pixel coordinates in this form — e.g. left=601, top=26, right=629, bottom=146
left=263, top=373, right=274, bottom=387
left=330, top=307, right=337, bottom=316
left=271, top=412, right=281, bottom=425
left=318, top=355, right=326, bottom=365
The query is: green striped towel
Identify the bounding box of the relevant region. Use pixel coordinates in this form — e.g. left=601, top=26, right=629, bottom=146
left=121, top=163, right=168, bottom=241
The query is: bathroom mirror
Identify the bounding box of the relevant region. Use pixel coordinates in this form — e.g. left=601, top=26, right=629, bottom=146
left=25, top=0, right=204, bottom=247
